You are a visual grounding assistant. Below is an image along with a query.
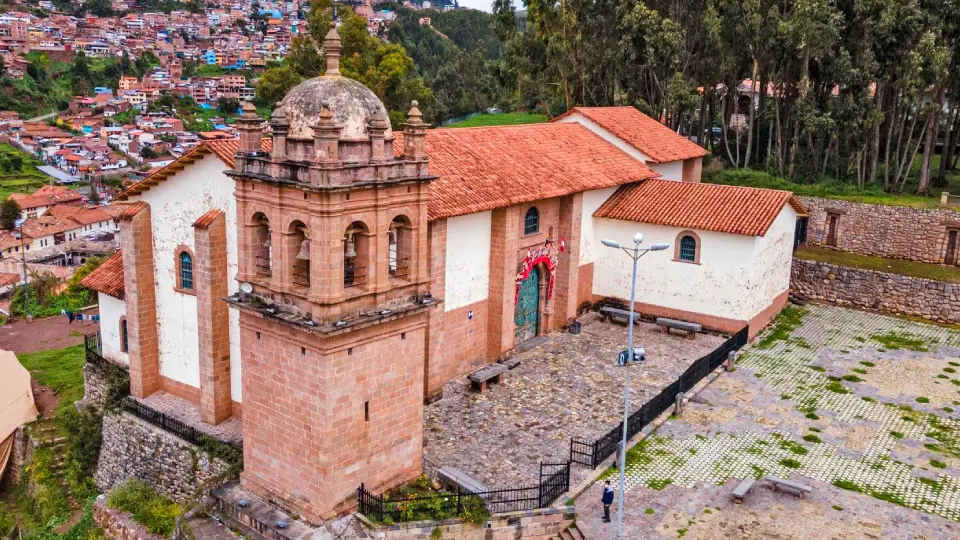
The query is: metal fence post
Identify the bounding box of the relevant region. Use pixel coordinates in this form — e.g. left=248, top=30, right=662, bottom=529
left=674, top=392, right=684, bottom=416
left=726, top=350, right=736, bottom=371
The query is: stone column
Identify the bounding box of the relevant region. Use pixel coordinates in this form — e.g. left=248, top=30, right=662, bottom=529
left=194, top=209, right=232, bottom=425
left=118, top=202, right=160, bottom=399
left=553, top=193, right=582, bottom=328
left=486, top=206, right=520, bottom=361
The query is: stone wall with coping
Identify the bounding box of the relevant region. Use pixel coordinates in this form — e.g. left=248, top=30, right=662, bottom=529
left=95, top=412, right=234, bottom=504
left=790, top=258, right=960, bottom=324
left=359, top=506, right=576, bottom=540
left=799, top=196, right=960, bottom=263
left=82, top=358, right=129, bottom=407
left=92, top=496, right=167, bottom=540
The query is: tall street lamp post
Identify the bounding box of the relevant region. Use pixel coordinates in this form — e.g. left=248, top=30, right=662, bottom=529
left=600, top=232, right=669, bottom=540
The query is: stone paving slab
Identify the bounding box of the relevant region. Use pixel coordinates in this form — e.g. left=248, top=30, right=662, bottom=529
left=424, top=313, right=725, bottom=488
left=578, top=305, right=960, bottom=538
left=137, top=390, right=244, bottom=443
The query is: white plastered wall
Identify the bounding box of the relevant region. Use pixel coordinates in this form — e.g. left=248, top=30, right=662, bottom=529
left=592, top=207, right=796, bottom=322
left=444, top=211, right=491, bottom=311
left=135, top=153, right=243, bottom=402
left=579, top=187, right=618, bottom=266
left=98, top=292, right=128, bottom=366
left=647, top=161, right=684, bottom=182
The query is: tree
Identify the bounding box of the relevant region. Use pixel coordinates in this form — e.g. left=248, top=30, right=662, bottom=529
left=0, top=199, right=21, bottom=231
left=254, top=65, right=304, bottom=106
left=140, top=147, right=158, bottom=159
left=217, top=96, right=241, bottom=113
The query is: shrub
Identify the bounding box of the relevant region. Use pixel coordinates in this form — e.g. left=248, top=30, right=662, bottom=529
left=106, top=480, right=181, bottom=536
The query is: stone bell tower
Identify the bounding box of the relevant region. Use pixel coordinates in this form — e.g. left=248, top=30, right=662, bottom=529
left=226, top=22, right=438, bottom=522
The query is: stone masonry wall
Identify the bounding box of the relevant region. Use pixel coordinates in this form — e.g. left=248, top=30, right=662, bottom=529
left=791, top=259, right=960, bottom=324
left=82, top=358, right=129, bottom=407
left=95, top=412, right=233, bottom=504
left=92, top=496, right=167, bottom=540
left=1, top=425, right=32, bottom=488
left=799, top=196, right=960, bottom=263
left=367, top=507, right=576, bottom=540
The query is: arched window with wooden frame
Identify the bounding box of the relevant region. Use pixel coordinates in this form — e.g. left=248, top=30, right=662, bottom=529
left=119, top=317, right=129, bottom=353
left=673, top=230, right=701, bottom=264
left=388, top=215, right=412, bottom=279
left=524, top=206, right=540, bottom=236
left=174, top=246, right=196, bottom=293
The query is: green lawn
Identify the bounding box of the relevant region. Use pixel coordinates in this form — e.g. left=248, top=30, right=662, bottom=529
left=445, top=112, right=548, bottom=128
left=0, top=143, right=50, bottom=200
left=17, top=344, right=86, bottom=419
left=795, top=246, right=960, bottom=283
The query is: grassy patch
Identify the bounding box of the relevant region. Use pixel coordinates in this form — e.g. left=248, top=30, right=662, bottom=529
left=445, top=112, right=548, bottom=128
left=832, top=505, right=843, bottom=511
left=809, top=366, right=826, bottom=372
left=106, top=480, right=182, bottom=536
left=802, top=434, right=822, bottom=443
left=871, top=331, right=936, bottom=352
left=852, top=368, right=868, bottom=375
left=824, top=381, right=850, bottom=394
left=779, top=458, right=802, bottom=469
left=842, top=374, right=864, bottom=383
left=805, top=413, right=820, bottom=420
left=645, top=508, right=655, bottom=514
left=917, top=397, right=931, bottom=404
left=809, top=427, right=821, bottom=433
left=17, top=344, right=85, bottom=421
left=646, top=478, right=673, bottom=490
left=860, top=361, right=876, bottom=367
left=931, top=459, right=947, bottom=469
left=890, top=431, right=904, bottom=439
left=833, top=479, right=863, bottom=492
left=755, top=305, right=808, bottom=349
left=862, top=396, right=876, bottom=402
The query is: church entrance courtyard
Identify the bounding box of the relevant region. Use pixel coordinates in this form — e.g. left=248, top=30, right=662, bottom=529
left=575, top=304, right=960, bottom=538
left=423, top=312, right=726, bottom=488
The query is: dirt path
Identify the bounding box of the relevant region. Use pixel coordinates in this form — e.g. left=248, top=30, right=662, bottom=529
left=0, top=314, right=97, bottom=354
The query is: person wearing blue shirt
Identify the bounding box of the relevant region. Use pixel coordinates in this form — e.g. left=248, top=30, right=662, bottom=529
left=601, top=480, right=615, bottom=523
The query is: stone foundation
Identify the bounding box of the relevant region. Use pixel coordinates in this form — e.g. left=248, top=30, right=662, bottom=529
left=799, top=196, right=960, bottom=263
left=92, top=496, right=167, bottom=540
left=790, top=258, right=960, bottom=324
left=95, top=412, right=234, bottom=504
left=1, top=425, right=32, bottom=488
left=358, top=507, right=576, bottom=540
left=82, top=358, right=129, bottom=407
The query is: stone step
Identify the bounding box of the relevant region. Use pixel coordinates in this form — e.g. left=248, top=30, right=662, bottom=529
left=559, top=530, right=574, bottom=540
left=187, top=515, right=242, bottom=540
left=568, top=525, right=585, bottom=540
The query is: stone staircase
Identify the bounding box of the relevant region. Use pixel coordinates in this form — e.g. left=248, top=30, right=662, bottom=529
left=554, top=523, right=586, bottom=540
left=184, top=514, right=242, bottom=540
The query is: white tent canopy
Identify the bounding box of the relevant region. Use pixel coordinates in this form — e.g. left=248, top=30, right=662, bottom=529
left=0, top=349, right=38, bottom=480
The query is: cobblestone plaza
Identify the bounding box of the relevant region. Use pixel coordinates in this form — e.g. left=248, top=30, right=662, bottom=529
left=579, top=305, right=960, bottom=538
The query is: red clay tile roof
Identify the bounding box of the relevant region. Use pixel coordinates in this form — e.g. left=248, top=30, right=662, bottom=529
left=193, top=208, right=224, bottom=229
left=0, top=272, right=20, bottom=288
left=9, top=185, right=84, bottom=209
left=117, top=201, right=148, bottom=220
left=552, top=107, right=708, bottom=163
left=117, top=139, right=272, bottom=201
left=394, top=124, right=659, bottom=220
left=594, top=179, right=806, bottom=236
left=80, top=251, right=124, bottom=300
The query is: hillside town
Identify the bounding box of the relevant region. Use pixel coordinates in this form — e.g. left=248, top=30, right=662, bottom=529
left=0, top=0, right=960, bottom=539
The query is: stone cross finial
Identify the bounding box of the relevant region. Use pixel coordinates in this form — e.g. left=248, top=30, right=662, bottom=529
left=237, top=102, right=263, bottom=154
left=368, top=106, right=390, bottom=164
left=312, top=102, right=342, bottom=164
left=324, top=21, right=341, bottom=77
left=270, top=103, right=288, bottom=161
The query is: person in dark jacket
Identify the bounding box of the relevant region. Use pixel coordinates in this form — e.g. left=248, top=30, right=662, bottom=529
left=601, top=480, right=615, bottom=522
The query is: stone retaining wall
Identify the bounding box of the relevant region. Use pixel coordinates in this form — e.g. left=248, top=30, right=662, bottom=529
left=1, top=425, right=32, bottom=488
left=799, top=196, right=960, bottom=263
left=92, top=496, right=167, bottom=540
left=360, top=507, right=576, bottom=540
left=82, top=358, right=129, bottom=407
left=95, top=412, right=234, bottom=504
left=790, top=258, right=960, bottom=324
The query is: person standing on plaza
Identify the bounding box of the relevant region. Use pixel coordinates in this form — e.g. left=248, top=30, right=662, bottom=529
left=601, top=480, right=615, bottom=522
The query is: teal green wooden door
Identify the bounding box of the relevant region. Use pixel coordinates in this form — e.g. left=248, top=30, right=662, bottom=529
left=514, top=270, right=540, bottom=343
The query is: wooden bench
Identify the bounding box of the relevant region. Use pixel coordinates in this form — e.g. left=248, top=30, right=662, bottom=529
left=500, top=357, right=521, bottom=370
left=765, top=476, right=813, bottom=499
left=656, top=317, right=702, bottom=339
left=599, top=306, right=640, bottom=325
left=468, top=363, right=508, bottom=392
left=438, top=467, right=489, bottom=495
left=732, top=478, right=756, bottom=504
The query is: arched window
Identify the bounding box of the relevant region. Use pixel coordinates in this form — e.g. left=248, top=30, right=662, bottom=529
left=120, top=317, right=128, bottom=353
left=178, top=250, right=194, bottom=290
left=674, top=231, right=700, bottom=263
left=290, top=220, right=310, bottom=289
left=344, top=221, right=369, bottom=288
left=389, top=215, right=412, bottom=278
left=252, top=213, right=272, bottom=277
left=524, top=207, right=539, bottom=235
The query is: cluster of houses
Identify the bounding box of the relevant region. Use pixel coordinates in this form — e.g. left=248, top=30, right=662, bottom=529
left=0, top=184, right=119, bottom=262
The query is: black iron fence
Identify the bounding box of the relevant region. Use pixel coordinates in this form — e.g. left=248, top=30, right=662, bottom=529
left=570, top=325, right=749, bottom=468
left=358, top=461, right=571, bottom=523
left=84, top=331, right=103, bottom=361
left=123, top=398, right=243, bottom=453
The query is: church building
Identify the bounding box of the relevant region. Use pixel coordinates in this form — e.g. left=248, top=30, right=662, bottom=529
left=81, top=24, right=805, bottom=522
